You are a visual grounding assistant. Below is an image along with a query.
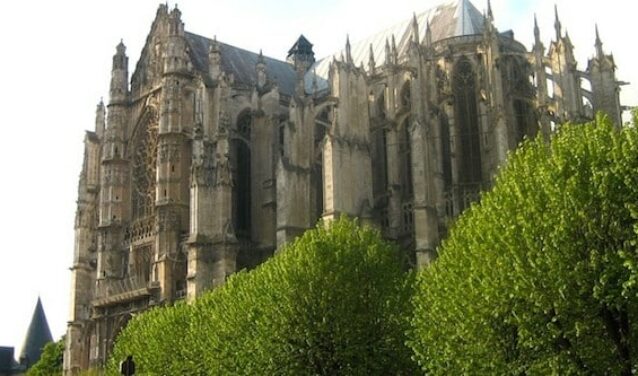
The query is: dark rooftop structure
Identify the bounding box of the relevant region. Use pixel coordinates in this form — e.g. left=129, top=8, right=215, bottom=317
left=19, top=298, right=53, bottom=368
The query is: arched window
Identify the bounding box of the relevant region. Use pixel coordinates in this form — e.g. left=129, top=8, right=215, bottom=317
left=232, top=111, right=252, bottom=239
left=453, top=58, right=482, bottom=184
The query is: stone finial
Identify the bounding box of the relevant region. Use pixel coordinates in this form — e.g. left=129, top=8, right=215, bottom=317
left=534, top=13, right=540, bottom=42
left=425, top=19, right=432, bottom=47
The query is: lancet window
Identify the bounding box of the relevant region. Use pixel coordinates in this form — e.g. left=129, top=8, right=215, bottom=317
left=453, top=58, right=482, bottom=184
left=232, top=111, right=252, bottom=239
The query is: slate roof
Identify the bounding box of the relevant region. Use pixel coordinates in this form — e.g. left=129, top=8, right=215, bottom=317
left=19, top=298, right=53, bottom=367
left=308, top=0, right=487, bottom=90
left=183, top=0, right=489, bottom=96
left=185, top=32, right=298, bottom=96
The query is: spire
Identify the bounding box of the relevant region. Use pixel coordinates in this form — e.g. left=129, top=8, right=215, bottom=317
left=384, top=37, right=391, bottom=66
left=554, top=4, right=562, bottom=40
left=411, top=12, right=420, bottom=44
left=487, top=0, right=494, bottom=21
left=595, top=24, right=604, bottom=59
left=368, top=43, right=376, bottom=73
left=345, top=35, right=353, bottom=64
left=425, top=19, right=433, bottom=47
left=534, top=13, right=540, bottom=42
left=19, top=298, right=53, bottom=368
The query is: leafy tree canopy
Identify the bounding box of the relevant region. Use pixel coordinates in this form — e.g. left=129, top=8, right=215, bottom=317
left=410, top=114, right=638, bottom=375
left=109, top=217, right=417, bottom=375
left=27, top=337, right=64, bottom=376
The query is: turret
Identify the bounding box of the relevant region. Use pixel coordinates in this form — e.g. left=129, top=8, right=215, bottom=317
left=109, top=40, right=129, bottom=104
left=163, top=5, right=190, bottom=75
left=286, top=35, right=315, bottom=73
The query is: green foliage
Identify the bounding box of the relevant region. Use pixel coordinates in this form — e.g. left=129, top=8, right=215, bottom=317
left=409, top=115, right=638, bottom=375
left=27, top=337, right=64, bottom=376
left=109, top=217, right=417, bottom=375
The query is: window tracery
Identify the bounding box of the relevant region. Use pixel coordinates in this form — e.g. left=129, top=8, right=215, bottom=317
left=132, top=111, right=159, bottom=220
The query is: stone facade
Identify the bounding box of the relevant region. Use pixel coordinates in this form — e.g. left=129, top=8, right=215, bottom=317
left=64, top=1, right=625, bottom=373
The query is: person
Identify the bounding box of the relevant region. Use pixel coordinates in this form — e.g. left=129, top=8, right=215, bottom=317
left=120, top=355, right=135, bottom=376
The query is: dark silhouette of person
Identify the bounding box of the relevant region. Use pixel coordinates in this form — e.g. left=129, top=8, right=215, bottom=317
left=120, top=355, right=135, bottom=375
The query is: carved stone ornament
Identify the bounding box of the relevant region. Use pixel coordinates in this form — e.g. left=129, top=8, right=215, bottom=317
left=156, top=209, right=180, bottom=232
left=158, top=142, right=181, bottom=163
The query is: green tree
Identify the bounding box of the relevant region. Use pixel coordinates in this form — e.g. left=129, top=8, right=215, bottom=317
left=27, top=337, right=64, bottom=376
left=409, top=115, right=638, bottom=375
left=109, top=217, right=417, bottom=375
left=107, top=302, right=192, bottom=375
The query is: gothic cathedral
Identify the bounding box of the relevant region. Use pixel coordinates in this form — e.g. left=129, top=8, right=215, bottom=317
left=64, top=1, right=624, bottom=373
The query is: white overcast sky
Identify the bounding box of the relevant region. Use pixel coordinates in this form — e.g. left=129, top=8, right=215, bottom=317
left=0, top=0, right=636, bottom=355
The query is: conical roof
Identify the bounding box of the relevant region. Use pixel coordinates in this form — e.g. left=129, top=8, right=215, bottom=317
left=19, top=298, right=53, bottom=367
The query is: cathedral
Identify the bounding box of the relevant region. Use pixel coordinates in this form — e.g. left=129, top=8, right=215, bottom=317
left=64, top=0, right=625, bottom=373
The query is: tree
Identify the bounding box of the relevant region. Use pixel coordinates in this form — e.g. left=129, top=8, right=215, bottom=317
left=108, top=217, right=417, bottom=375
left=409, top=115, right=638, bottom=375
left=26, top=337, right=64, bottom=376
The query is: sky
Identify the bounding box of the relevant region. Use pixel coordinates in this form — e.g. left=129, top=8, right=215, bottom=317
left=0, top=0, right=636, bottom=356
